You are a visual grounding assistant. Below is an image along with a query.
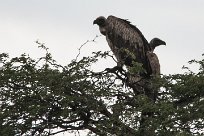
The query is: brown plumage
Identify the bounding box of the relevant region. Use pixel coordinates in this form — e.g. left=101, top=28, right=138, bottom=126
left=146, top=51, right=160, bottom=76
left=147, top=38, right=166, bottom=76
left=93, top=15, right=151, bottom=76
left=93, top=16, right=166, bottom=77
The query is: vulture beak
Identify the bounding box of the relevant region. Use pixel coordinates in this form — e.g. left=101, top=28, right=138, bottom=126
left=160, top=40, right=166, bottom=46
left=162, top=41, right=166, bottom=46
left=93, top=20, right=97, bottom=25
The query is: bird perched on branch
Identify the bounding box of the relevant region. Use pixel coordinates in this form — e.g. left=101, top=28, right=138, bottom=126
left=94, top=15, right=152, bottom=76
left=147, top=38, right=166, bottom=76
left=93, top=16, right=166, bottom=105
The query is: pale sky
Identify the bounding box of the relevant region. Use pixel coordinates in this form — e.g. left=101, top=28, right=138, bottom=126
left=0, top=0, right=204, bottom=135
left=1, top=0, right=204, bottom=75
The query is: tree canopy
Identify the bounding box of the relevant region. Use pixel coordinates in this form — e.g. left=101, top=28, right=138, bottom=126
left=0, top=42, right=204, bottom=136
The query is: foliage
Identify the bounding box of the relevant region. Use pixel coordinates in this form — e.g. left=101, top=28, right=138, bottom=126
left=0, top=45, right=204, bottom=136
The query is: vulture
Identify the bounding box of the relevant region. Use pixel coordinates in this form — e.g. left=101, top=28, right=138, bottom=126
left=147, top=38, right=166, bottom=76
left=93, top=15, right=165, bottom=77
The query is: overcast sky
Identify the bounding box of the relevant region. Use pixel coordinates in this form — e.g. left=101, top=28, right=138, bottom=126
left=1, top=0, right=204, bottom=75
left=0, top=0, right=204, bottom=135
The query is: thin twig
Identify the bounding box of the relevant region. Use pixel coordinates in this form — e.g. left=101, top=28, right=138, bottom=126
left=106, top=53, right=118, bottom=63
left=75, top=35, right=102, bottom=61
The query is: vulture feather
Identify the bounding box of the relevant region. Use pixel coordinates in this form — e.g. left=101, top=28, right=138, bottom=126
left=94, top=15, right=151, bottom=76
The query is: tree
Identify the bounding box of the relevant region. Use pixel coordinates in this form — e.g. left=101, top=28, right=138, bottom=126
left=0, top=41, right=204, bottom=136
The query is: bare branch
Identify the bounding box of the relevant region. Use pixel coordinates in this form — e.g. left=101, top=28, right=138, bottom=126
left=75, top=35, right=102, bottom=61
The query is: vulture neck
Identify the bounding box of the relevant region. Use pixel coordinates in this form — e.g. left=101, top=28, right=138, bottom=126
left=99, top=26, right=106, bottom=35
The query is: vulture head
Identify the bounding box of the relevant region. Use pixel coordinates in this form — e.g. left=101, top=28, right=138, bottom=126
left=93, top=16, right=107, bottom=35
left=93, top=16, right=106, bottom=26
left=149, top=38, right=166, bottom=51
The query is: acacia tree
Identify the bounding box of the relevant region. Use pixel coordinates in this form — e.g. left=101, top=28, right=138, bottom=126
left=0, top=42, right=204, bottom=136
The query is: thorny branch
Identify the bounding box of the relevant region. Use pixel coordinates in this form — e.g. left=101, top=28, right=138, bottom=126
left=35, top=40, right=49, bottom=52
left=75, top=35, right=102, bottom=61
left=106, top=53, right=118, bottom=63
